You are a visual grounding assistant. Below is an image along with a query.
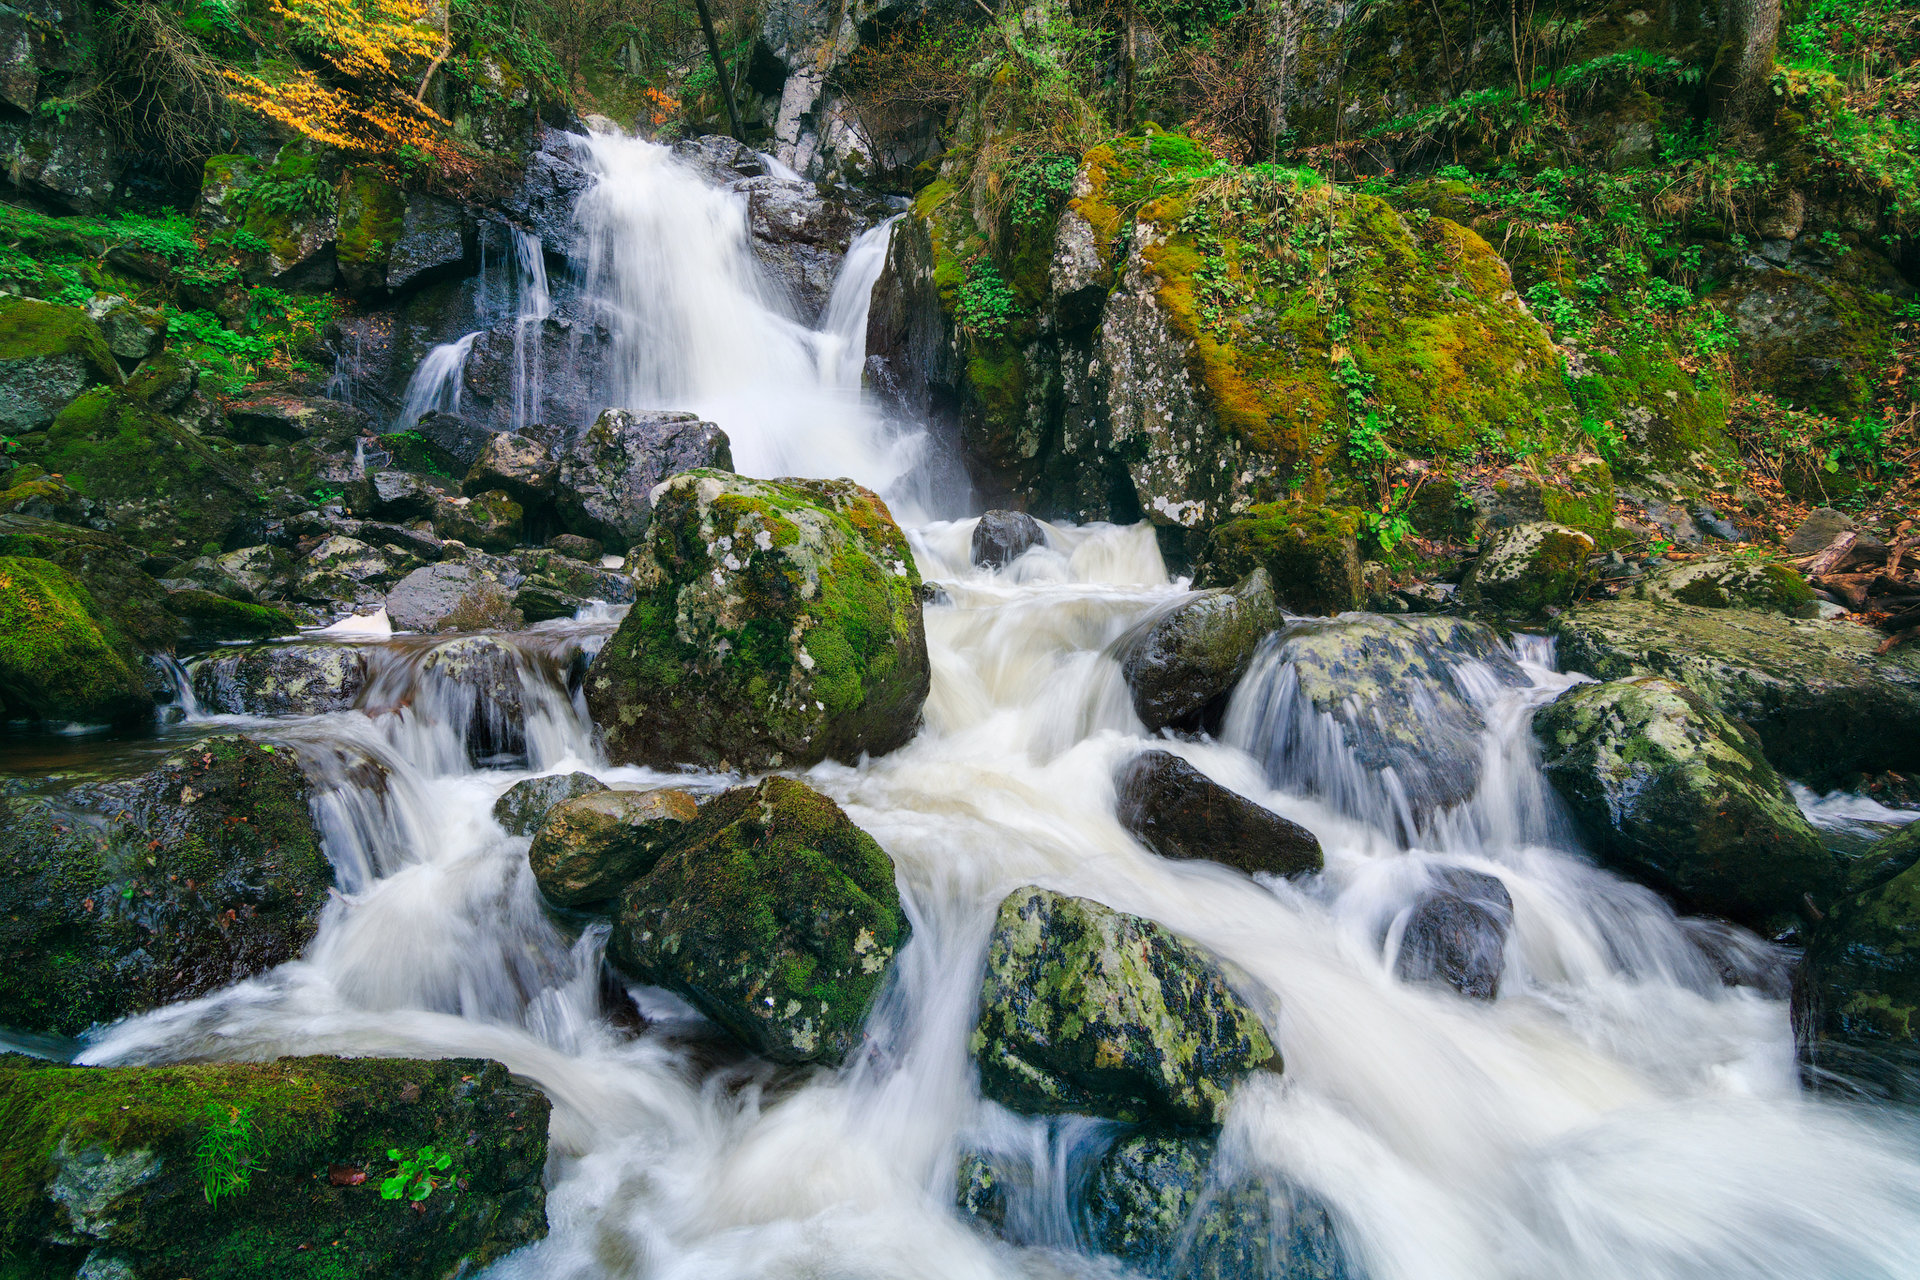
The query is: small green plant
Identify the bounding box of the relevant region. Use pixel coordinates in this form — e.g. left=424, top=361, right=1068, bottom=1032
left=238, top=171, right=337, bottom=220
left=1007, top=153, right=1078, bottom=230
left=195, top=1104, right=266, bottom=1207
left=957, top=260, right=1020, bottom=342
left=382, top=1145, right=455, bottom=1203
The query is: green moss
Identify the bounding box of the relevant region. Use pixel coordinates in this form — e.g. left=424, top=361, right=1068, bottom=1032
left=336, top=166, right=405, bottom=276
left=165, top=588, right=303, bottom=640
left=0, top=296, right=119, bottom=378
left=0, top=555, right=149, bottom=724
left=1196, top=503, right=1363, bottom=615
left=0, top=514, right=177, bottom=650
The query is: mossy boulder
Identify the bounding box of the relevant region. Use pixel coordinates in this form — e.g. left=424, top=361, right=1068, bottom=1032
left=434, top=488, right=524, bottom=552
left=1628, top=556, right=1818, bottom=617
left=0, top=514, right=174, bottom=652
left=0, top=296, right=121, bottom=432
left=190, top=643, right=370, bottom=716
left=1460, top=521, right=1596, bottom=616
left=554, top=409, right=734, bottom=551
left=1553, top=598, right=1920, bottom=787
left=586, top=470, right=930, bottom=771
left=971, top=886, right=1279, bottom=1127
left=0, top=1055, right=548, bottom=1279
left=198, top=148, right=338, bottom=286
left=1116, top=750, right=1323, bottom=878
left=0, top=555, right=150, bottom=725
left=610, top=776, right=910, bottom=1066
left=383, top=561, right=521, bottom=632
left=528, top=788, right=699, bottom=908
left=1717, top=267, right=1900, bottom=417
left=1534, top=676, right=1841, bottom=928
left=165, top=589, right=305, bottom=645
left=1120, top=570, right=1280, bottom=731
left=1194, top=505, right=1363, bottom=616
left=0, top=735, right=331, bottom=1036
left=336, top=164, right=406, bottom=294
left=493, top=771, right=609, bottom=836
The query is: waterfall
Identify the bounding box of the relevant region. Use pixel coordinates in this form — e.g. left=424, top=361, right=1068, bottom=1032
left=394, top=330, right=480, bottom=431
left=508, top=228, right=552, bottom=434
left=822, top=216, right=898, bottom=390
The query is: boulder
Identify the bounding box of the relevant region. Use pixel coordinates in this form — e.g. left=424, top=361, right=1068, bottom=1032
left=0, top=556, right=151, bottom=725
left=554, top=409, right=733, bottom=551
left=546, top=533, right=603, bottom=561
left=407, top=409, right=496, bottom=471
left=419, top=635, right=528, bottom=758
left=1460, top=520, right=1596, bottom=615
left=1116, top=751, right=1322, bottom=878
left=1553, top=598, right=1920, bottom=787
left=1393, top=867, right=1512, bottom=1000
left=1627, top=556, right=1819, bottom=617
left=84, top=295, right=164, bottom=363
left=508, top=548, right=634, bottom=621
left=529, top=788, right=700, bottom=907
left=466, top=429, right=559, bottom=504
left=1786, top=507, right=1854, bottom=555
left=587, top=470, right=929, bottom=771
left=384, top=562, right=522, bottom=633
left=293, top=535, right=405, bottom=609
left=0, top=1056, right=548, bottom=1278
left=434, top=490, right=524, bottom=552
left=742, top=176, right=861, bottom=323
left=216, top=543, right=297, bottom=601
left=1195, top=504, right=1364, bottom=616
left=671, top=134, right=767, bottom=184
left=223, top=389, right=370, bottom=446
left=610, top=776, right=910, bottom=1065
left=0, top=514, right=175, bottom=652
left=386, top=193, right=471, bottom=293
left=1120, top=570, right=1281, bottom=731
left=493, top=771, right=609, bottom=836
left=164, top=590, right=306, bottom=645
left=0, top=297, right=121, bottom=432
left=9, top=112, right=116, bottom=213
left=971, top=886, right=1278, bottom=1127
left=0, top=736, right=331, bottom=1035
left=189, top=643, right=370, bottom=717
left=335, top=163, right=407, bottom=293
left=1534, top=676, right=1840, bottom=927
left=971, top=509, right=1045, bottom=570
left=955, top=1150, right=1010, bottom=1234
left=1797, top=824, right=1920, bottom=1094
left=354, top=470, right=460, bottom=522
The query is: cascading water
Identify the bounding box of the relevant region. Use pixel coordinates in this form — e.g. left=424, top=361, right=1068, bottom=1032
left=54, top=130, right=1920, bottom=1280
left=395, top=330, right=482, bottom=430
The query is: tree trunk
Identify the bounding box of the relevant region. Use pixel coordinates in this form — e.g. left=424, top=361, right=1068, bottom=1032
left=693, top=0, right=746, bottom=143
left=1706, top=0, right=1782, bottom=130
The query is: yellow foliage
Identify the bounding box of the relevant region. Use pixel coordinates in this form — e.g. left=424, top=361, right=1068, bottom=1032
left=224, top=68, right=446, bottom=155
left=271, top=0, right=440, bottom=83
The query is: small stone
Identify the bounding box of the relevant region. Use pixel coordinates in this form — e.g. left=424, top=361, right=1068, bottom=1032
left=970, top=510, right=1045, bottom=570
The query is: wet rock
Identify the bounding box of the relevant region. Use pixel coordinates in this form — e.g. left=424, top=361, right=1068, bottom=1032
left=554, top=409, right=733, bottom=551
left=1534, top=676, right=1840, bottom=927
left=0, top=297, right=121, bottom=432
left=84, top=295, right=163, bottom=364
left=955, top=1149, right=1011, bottom=1235
left=547, top=533, right=603, bottom=561
left=493, top=771, right=609, bottom=837
left=743, top=176, right=860, bottom=323
left=466, top=429, right=559, bottom=504
left=0, top=556, right=151, bottom=725
left=587, top=470, right=929, bottom=771
left=0, top=736, right=331, bottom=1035
left=420, top=635, right=528, bottom=757
left=1196, top=504, right=1364, bottom=617
left=1117, top=751, right=1322, bottom=878
left=1393, top=868, right=1512, bottom=1000
left=384, top=562, right=523, bottom=633
left=223, top=388, right=370, bottom=446
left=971, top=886, right=1278, bottom=1127
left=190, top=643, right=370, bottom=716
left=529, top=788, right=700, bottom=908
left=1797, top=824, right=1920, bottom=1094
left=503, top=126, right=594, bottom=257
left=610, top=776, right=910, bottom=1065
left=0, top=1055, right=548, bottom=1276
left=1627, top=557, right=1818, bottom=617
left=671, top=134, right=767, bottom=184
left=386, top=193, right=471, bottom=293
left=408, top=409, right=497, bottom=471
left=1121, top=570, right=1281, bottom=731
left=971, top=510, right=1045, bottom=570
left=1084, top=1132, right=1355, bottom=1280
left=1553, top=598, right=1920, bottom=787
left=10, top=112, right=116, bottom=212
left=293, top=535, right=404, bottom=608
left=1460, top=521, right=1596, bottom=616
left=1786, top=507, right=1854, bottom=555
left=459, top=317, right=614, bottom=437
left=433, top=489, right=524, bottom=552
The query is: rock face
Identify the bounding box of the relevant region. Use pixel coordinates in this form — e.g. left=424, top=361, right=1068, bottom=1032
left=1195, top=504, right=1364, bottom=617
left=1393, top=868, right=1512, bottom=1000
left=0, top=736, right=332, bottom=1035
left=611, top=777, right=910, bottom=1066
left=971, top=510, right=1046, bottom=569
left=190, top=644, right=371, bottom=716
left=493, top=771, right=608, bottom=836
left=529, top=788, right=699, bottom=908
left=1797, top=824, right=1920, bottom=1093
left=1534, top=676, right=1840, bottom=927
left=1116, top=751, right=1323, bottom=878
left=1628, top=557, right=1818, bottom=617
left=587, top=470, right=930, bottom=771
left=419, top=635, right=529, bottom=758
left=971, top=887, right=1278, bottom=1127
left=0, top=297, right=121, bottom=432
left=1553, top=598, right=1920, bottom=787
left=384, top=562, right=523, bottom=633
left=1121, top=570, right=1281, bottom=731
left=743, top=176, right=862, bottom=323
left=0, top=1056, right=548, bottom=1278
left=1460, top=521, right=1596, bottom=615
left=0, top=555, right=151, bottom=725
left=554, top=409, right=734, bottom=551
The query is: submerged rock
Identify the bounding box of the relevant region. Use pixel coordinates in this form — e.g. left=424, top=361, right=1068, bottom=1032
left=190, top=643, right=370, bottom=716
left=1393, top=868, right=1512, bottom=1001
left=419, top=635, right=528, bottom=758
left=1121, top=570, right=1281, bottom=731
left=1533, top=676, right=1839, bottom=927
left=0, top=736, right=331, bottom=1035
left=1195, top=504, right=1364, bottom=617
left=0, top=555, right=151, bottom=725
left=0, top=1055, right=548, bottom=1277
left=1797, top=824, right=1920, bottom=1094
left=529, top=788, right=699, bottom=908
left=971, top=886, right=1278, bottom=1127
left=971, top=510, right=1046, bottom=569
left=587, top=470, right=929, bottom=771
left=1116, top=751, right=1322, bottom=878
left=1460, top=520, right=1595, bottom=615
left=554, top=409, right=733, bottom=551
left=494, top=771, right=609, bottom=836
left=611, top=776, right=909, bottom=1065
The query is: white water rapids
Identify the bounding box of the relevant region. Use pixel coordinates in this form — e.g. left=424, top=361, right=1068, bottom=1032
left=60, top=132, right=1920, bottom=1279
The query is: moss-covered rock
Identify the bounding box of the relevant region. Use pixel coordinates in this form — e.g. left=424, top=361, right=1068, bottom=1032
left=292, top=535, right=407, bottom=610
left=1797, top=824, right=1920, bottom=1097
left=1534, top=676, right=1840, bottom=927
left=336, top=164, right=406, bottom=294
left=1194, top=505, right=1362, bottom=616
left=0, top=555, right=150, bottom=725
left=528, top=788, right=699, bottom=908
left=383, top=560, right=521, bottom=632
left=164, top=589, right=305, bottom=644
left=971, top=886, right=1278, bottom=1127
left=586, top=470, right=930, bottom=771
left=493, top=771, right=609, bottom=837
left=434, top=489, right=524, bottom=552
left=198, top=147, right=339, bottom=286
left=1460, top=521, right=1596, bottom=616
left=0, top=514, right=175, bottom=653
left=1628, top=556, right=1818, bottom=617
left=610, top=776, right=909, bottom=1066
left=1120, top=570, right=1281, bottom=731
left=1716, top=267, right=1900, bottom=417
left=1553, top=598, right=1920, bottom=787
left=0, top=735, right=331, bottom=1035
left=0, top=296, right=121, bottom=433
left=0, top=1055, right=548, bottom=1278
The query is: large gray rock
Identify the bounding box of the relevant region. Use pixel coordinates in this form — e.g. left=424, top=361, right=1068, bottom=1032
left=1117, top=751, right=1322, bottom=878
left=529, top=787, right=699, bottom=907
left=971, top=886, right=1279, bottom=1127
left=384, top=561, right=522, bottom=633
left=1626, top=557, right=1819, bottom=617
left=1393, top=867, right=1512, bottom=1001
left=1534, top=676, right=1842, bottom=927
left=493, top=771, right=609, bottom=836
left=1459, top=520, right=1596, bottom=616
left=191, top=643, right=370, bottom=716
left=355, top=470, right=459, bottom=521
left=386, top=193, right=471, bottom=292
left=9, top=111, right=116, bottom=212
left=971, top=509, right=1045, bottom=569
left=743, top=176, right=862, bottom=323
left=555, top=409, right=733, bottom=551
left=1121, top=570, right=1281, bottom=731
left=85, top=295, right=163, bottom=363
left=223, top=388, right=369, bottom=445
left=0, top=297, right=121, bottom=432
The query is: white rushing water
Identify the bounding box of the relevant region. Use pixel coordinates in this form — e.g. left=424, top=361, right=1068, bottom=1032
left=70, top=130, right=1920, bottom=1280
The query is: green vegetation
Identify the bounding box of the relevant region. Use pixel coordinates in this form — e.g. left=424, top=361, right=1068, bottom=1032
left=195, top=1104, right=267, bottom=1206
left=381, top=1144, right=455, bottom=1202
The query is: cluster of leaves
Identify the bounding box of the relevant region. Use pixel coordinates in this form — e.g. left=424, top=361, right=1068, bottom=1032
left=382, top=1144, right=455, bottom=1202
left=194, top=1103, right=267, bottom=1207
left=1007, top=153, right=1079, bottom=230
left=956, top=261, right=1020, bottom=342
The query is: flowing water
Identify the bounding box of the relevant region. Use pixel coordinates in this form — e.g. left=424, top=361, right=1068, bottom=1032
left=45, top=132, right=1920, bottom=1279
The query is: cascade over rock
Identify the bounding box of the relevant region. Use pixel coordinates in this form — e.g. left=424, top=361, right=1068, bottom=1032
left=1393, top=867, right=1513, bottom=1001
